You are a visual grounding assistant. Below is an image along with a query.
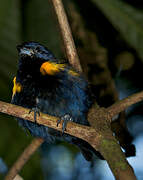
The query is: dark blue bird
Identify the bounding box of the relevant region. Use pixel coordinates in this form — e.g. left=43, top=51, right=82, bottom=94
left=11, top=42, right=103, bottom=161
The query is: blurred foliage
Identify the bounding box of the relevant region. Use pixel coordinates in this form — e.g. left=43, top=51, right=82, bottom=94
left=22, top=0, right=63, bottom=57
left=0, top=0, right=143, bottom=179
left=91, top=0, right=143, bottom=61
left=0, top=0, right=20, bottom=101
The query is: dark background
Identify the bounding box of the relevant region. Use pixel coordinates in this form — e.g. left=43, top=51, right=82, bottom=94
left=0, top=0, right=143, bottom=179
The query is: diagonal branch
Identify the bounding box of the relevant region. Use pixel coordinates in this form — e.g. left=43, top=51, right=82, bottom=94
left=0, top=90, right=142, bottom=144
left=4, top=138, right=44, bottom=180
left=108, top=91, right=143, bottom=118
left=52, top=0, right=82, bottom=72
left=0, top=101, right=99, bottom=143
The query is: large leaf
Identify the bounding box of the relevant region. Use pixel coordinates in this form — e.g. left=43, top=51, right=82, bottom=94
left=91, top=0, right=143, bottom=60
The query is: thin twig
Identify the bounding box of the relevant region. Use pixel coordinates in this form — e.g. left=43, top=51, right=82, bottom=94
left=107, top=91, right=143, bottom=118
left=52, top=0, right=82, bottom=72
left=5, top=138, right=44, bottom=180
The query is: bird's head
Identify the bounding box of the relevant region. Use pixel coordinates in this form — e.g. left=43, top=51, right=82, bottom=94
left=16, top=42, right=66, bottom=77
left=16, top=42, right=58, bottom=75
left=17, top=41, right=55, bottom=61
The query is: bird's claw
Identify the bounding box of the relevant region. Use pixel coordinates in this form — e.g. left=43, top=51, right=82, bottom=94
left=29, top=107, right=40, bottom=122
left=57, top=114, right=73, bottom=134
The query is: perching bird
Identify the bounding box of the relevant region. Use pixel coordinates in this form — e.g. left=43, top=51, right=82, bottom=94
left=11, top=41, right=103, bottom=161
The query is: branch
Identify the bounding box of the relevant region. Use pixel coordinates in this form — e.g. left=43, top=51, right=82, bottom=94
left=4, top=138, right=44, bottom=180
left=87, top=106, right=136, bottom=180
left=0, top=94, right=140, bottom=179
left=52, top=0, right=82, bottom=72
left=108, top=91, right=143, bottom=119
left=0, top=101, right=99, bottom=143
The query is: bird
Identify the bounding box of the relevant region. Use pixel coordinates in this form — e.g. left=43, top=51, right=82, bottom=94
left=11, top=41, right=103, bottom=161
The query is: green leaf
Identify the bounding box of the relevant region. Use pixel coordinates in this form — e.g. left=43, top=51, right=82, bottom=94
left=91, top=0, right=143, bottom=60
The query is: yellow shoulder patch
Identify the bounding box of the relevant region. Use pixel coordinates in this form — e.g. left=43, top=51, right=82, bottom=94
left=68, top=70, right=79, bottom=76
left=12, top=77, right=22, bottom=97
left=40, top=62, right=66, bottom=75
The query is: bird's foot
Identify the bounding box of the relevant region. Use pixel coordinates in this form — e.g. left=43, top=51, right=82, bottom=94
left=57, top=114, right=73, bottom=134
left=29, top=107, right=40, bottom=123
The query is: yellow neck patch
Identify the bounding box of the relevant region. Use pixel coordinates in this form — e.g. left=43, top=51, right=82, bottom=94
left=12, top=77, right=22, bottom=97
left=40, top=62, right=66, bottom=75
